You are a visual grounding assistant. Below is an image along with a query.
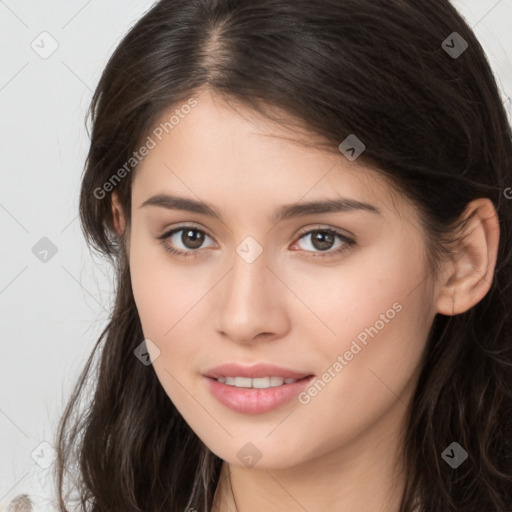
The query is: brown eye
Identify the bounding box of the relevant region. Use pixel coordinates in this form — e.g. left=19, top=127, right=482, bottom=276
left=180, top=229, right=205, bottom=249
left=157, top=226, right=215, bottom=257
left=309, top=230, right=336, bottom=251
left=293, top=228, right=356, bottom=257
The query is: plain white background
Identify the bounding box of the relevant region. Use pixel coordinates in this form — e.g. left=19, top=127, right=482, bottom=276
left=0, top=0, right=511, bottom=505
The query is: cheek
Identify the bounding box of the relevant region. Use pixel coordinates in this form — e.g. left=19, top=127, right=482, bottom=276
left=299, top=239, right=432, bottom=412
left=129, top=230, right=217, bottom=368
left=129, top=241, right=210, bottom=416
left=290, top=231, right=431, bottom=353
left=297, top=234, right=432, bottom=398
left=130, top=226, right=189, bottom=329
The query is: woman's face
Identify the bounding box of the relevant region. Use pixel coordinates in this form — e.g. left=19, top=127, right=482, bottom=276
left=125, top=88, right=440, bottom=469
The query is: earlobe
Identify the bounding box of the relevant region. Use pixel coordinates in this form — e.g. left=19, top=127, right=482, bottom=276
left=111, top=192, right=126, bottom=236
left=436, top=198, right=500, bottom=316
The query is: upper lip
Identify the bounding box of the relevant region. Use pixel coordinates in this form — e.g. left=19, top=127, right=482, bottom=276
left=204, top=363, right=313, bottom=380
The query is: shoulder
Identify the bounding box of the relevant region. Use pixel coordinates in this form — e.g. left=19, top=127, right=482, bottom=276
left=1, top=494, right=32, bottom=512
left=0, top=493, right=55, bottom=512
left=0, top=469, right=59, bottom=512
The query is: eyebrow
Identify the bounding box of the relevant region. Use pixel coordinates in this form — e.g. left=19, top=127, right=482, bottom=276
left=139, top=193, right=381, bottom=222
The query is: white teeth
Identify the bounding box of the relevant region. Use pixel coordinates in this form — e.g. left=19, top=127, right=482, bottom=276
left=268, top=376, right=282, bottom=386
left=216, top=376, right=300, bottom=388
left=235, top=377, right=252, bottom=388
left=252, top=377, right=274, bottom=388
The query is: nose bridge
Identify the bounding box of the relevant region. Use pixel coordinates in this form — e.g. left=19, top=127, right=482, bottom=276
left=215, top=238, right=287, bottom=341
left=225, top=241, right=271, bottom=313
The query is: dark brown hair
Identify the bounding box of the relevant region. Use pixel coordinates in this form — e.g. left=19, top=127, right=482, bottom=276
left=54, top=1, right=512, bottom=510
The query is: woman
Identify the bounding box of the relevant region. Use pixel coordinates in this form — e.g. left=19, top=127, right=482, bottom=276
left=46, top=0, right=512, bottom=510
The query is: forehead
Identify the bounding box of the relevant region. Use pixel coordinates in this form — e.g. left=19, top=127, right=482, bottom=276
left=132, top=89, right=411, bottom=220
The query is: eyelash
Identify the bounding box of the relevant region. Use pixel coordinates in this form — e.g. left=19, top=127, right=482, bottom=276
left=157, top=225, right=356, bottom=259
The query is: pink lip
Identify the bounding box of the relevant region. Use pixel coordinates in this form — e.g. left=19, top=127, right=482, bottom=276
left=203, top=363, right=314, bottom=414
left=203, top=363, right=311, bottom=380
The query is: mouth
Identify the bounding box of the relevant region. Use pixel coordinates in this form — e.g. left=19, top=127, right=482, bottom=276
left=203, top=363, right=315, bottom=414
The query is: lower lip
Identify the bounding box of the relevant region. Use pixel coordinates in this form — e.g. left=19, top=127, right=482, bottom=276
left=204, top=376, right=315, bottom=414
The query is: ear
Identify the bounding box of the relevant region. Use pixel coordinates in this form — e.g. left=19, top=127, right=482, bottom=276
left=111, top=192, right=126, bottom=236
left=436, top=198, right=500, bottom=316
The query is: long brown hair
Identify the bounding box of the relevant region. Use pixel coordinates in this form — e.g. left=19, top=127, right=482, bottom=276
left=54, top=1, right=512, bottom=510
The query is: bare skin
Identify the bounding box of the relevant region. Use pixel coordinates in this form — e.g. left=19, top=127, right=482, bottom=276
left=111, top=88, right=499, bottom=512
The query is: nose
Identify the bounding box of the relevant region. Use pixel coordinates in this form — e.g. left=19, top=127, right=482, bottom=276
left=214, top=245, right=291, bottom=345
